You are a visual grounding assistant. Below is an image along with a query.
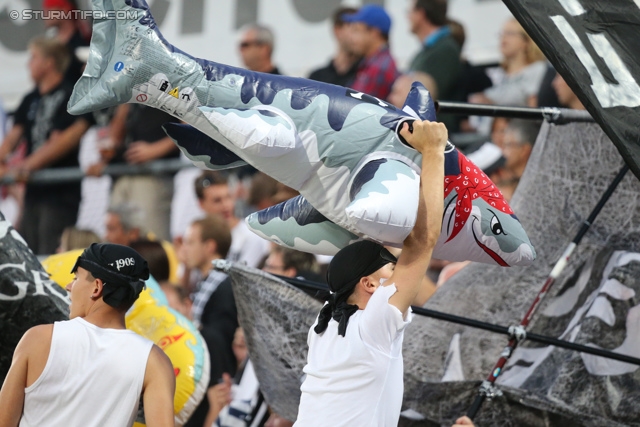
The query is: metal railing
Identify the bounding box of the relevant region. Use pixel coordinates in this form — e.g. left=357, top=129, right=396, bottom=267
left=0, top=158, right=190, bottom=186
left=0, top=104, right=593, bottom=186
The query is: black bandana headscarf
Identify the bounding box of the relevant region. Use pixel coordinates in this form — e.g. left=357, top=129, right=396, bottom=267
left=314, top=240, right=397, bottom=337
left=71, top=243, right=150, bottom=309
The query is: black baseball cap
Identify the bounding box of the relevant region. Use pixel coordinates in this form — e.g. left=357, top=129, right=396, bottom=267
left=72, top=243, right=150, bottom=309
left=327, top=240, right=397, bottom=295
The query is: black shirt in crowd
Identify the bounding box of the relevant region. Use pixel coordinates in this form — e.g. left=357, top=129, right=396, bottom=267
left=308, top=59, right=360, bottom=88
left=14, top=80, right=81, bottom=169
left=185, top=277, right=239, bottom=427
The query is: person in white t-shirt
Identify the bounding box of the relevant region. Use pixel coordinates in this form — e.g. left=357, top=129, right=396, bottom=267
left=0, top=243, right=176, bottom=427
left=195, top=171, right=270, bottom=268
left=295, top=120, right=447, bottom=427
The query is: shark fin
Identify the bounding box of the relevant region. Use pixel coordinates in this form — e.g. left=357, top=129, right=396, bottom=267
left=163, top=123, right=247, bottom=170
left=402, top=82, right=437, bottom=121
left=199, top=105, right=297, bottom=158
left=346, top=158, right=420, bottom=245
left=246, top=195, right=359, bottom=256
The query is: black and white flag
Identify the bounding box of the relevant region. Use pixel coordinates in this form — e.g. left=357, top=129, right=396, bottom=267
left=504, top=0, right=640, bottom=179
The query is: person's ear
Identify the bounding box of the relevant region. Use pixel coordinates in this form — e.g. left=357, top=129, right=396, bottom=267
left=360, top=275, right=377, bottom=294
left=205, top=239, right=218, bottom=256
left=92, top=278, right=105, bottom=299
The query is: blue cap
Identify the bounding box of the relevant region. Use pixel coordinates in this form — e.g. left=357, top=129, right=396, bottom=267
left=343, top=5, right=392, bottom=36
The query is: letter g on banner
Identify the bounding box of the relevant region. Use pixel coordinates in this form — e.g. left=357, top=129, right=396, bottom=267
left=552, top=0, right=640, bottom=108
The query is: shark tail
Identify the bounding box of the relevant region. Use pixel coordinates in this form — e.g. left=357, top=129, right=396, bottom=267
left=68, top=0, right=208, bottom=120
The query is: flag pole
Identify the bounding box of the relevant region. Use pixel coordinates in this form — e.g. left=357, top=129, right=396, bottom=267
left=466, top=163, right=629, bottom=419
left=435, top=102, right=594, bottom=124
left=247, top=271, right=640, bottom=367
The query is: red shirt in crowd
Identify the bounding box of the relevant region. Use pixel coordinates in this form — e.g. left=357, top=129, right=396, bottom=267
left=350, top=46, right=399, bottom=101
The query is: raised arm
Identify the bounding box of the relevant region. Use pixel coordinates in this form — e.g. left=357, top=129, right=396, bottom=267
left=388, top=120, right=447, bottom=315
left=142, top=345, right=176, bottom=427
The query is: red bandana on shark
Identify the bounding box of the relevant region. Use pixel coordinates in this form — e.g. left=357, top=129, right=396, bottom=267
left=444, top=152, right=513, bottom=243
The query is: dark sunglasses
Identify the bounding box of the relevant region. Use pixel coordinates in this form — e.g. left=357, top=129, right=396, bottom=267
left=239, top=40, right=263, bottom=49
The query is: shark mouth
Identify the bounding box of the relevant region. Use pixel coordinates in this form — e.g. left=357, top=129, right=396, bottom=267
left=471, top=217, right=510, bottom=267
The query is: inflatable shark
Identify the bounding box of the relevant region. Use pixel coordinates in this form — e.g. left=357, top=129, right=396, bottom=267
left=68, top=0, right=535, bottom=266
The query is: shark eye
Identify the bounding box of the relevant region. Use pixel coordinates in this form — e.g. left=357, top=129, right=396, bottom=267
left=490, top=214, right=504, bottom=235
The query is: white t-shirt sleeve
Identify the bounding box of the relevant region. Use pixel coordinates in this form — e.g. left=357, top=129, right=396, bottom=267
left=230, top=221, right=271, bottom=268
left=359, top=284, right=412, bottom=355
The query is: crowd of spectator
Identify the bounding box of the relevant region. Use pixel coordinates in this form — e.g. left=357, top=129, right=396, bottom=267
left=0, top=0, right=589, bottom=425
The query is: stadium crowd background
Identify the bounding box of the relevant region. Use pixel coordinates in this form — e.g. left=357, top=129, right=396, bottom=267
left=0, top=0, right=588, bottom=425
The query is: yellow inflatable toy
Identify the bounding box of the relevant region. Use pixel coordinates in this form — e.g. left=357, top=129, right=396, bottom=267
left=42, top=250, right=209, bottom=426
left=160, top=240, right=180, bottom=283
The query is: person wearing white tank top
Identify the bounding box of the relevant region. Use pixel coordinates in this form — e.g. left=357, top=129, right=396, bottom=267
left=294, top=120, right=447, bottom=426
left=0, top=243, right=176, bottom=427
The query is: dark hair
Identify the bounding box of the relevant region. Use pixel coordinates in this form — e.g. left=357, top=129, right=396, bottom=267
left=378, top=28, right=390, bottom=43
left=85, top=269, right=138, bottom=312
left=446, top=18, right=465, bottom=48
left=191, top=215, right=232, bottom=258
left=129, top=240, right=170, bottom=282
left=248, top=172, right=278, bottom=207
left=160, top=282, right=190, bottom=303
left=414, top=0, right=448, bottom=27
left=507, top=119, right=543, bottom=147
left=333, top=6, right=358, bottom=26
left=195, top=171, right=228, bottom=200
left=272, top=246, right=319, bottom=273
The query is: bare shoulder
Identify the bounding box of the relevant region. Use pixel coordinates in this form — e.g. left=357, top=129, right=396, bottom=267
left=149, top=344, right=172, bottom=364
left=145, top=345, right=174, bottom=378
left=17, top=324, right=53, bottom=355
left=25, top=324, right=54, bottom=337
left=143, top=344, right=175, bottom=394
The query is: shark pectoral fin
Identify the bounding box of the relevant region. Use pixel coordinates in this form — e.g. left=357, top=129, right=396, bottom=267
left=199, top=105, right=297, bottom=158
left=345, top=159, right=419, bottom=244
left=402, top=82, right=437, bottom=121
left=245, top=195, right=359, bottom=256
left=163, top=123, right=247, bottom=170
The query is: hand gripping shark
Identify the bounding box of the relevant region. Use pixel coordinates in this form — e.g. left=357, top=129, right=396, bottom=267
left=68, top=0, right=536, bottom=266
